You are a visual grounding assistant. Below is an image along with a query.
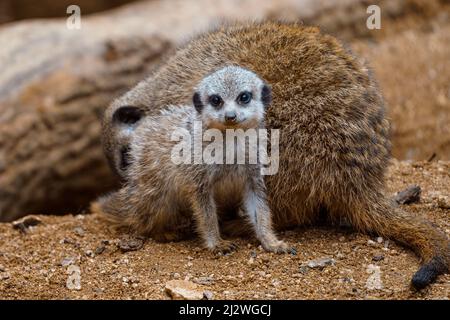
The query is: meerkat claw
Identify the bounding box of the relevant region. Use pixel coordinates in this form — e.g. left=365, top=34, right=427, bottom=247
left=263, top=240, right=291, bottom=254
left=212, top=240, right=238, bottom=255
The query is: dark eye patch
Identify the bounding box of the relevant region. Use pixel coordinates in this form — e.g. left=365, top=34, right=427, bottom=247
left=261, top=85, right=272, bottom=107
left=193, top=92, right=203, bottom=113
left=113, top=106, right=143, bottom=125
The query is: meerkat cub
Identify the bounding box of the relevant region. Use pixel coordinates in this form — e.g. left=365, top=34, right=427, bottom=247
left=99, top=66, right=290, bottom=254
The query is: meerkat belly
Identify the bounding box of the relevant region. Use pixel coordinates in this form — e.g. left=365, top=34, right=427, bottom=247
left=212, top=167, right=248, bottom=218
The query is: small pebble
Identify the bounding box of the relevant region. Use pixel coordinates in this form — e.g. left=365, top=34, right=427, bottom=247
left=304, top=257, right=336, bottom=270
left=60, top=257, right=76, bottom=267
left=203, top=291, right=214, bottom=300
left=118, top=235, right=145, bottom=252
left=95, top=245, right=106, bottom=255
left=73, top=227, right=85, bottom=237
left=12, top=216, right=42, bottom=233
left=372, top=254, right=385, bottom=262
left=193, top=276, right=214, bottom=285
left=393, top=185, right=421, bottom=205
left=85, top=250, right=94, bottom=258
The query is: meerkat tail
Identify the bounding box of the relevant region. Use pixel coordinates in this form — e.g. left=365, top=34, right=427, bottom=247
left=347, top=197, right=449, bottom=290
left=93, top=189, right=136, bottom=233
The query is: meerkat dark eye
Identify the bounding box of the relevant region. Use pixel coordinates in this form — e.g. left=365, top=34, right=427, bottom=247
left=209, top=95, right=223, bottom=108
left=237, top=91, right=252, bottom=105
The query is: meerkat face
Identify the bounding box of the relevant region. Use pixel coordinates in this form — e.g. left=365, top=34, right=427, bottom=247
left=193, top=66, right=271, bottom=130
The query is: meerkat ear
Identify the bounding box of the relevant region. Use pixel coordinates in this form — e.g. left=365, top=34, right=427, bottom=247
left=193, top=92, right=203, bottom=113
left=261, top=84, right=272, bottom=107
left=113, top=106, right=143, bottom=125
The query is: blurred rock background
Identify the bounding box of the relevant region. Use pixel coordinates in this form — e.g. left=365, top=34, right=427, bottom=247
left=0, top=0, right=449, bottom=220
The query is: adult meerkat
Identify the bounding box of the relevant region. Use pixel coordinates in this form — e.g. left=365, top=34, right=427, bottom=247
left=101, top=22, right=449, bottom=289
left=99, top=66, right=290, bottom=254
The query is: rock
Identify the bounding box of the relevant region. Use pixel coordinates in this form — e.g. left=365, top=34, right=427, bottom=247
left=365, top=264, right=383, bottom=290
left=437, top=196, right=450, bottom=209
left=73, top=226, right=85, bottom=237
left=304, top=257, right=336, bottom=270
left=203, top=290, right=214, bottom=300
left=66, top=265, right=81, bottom=290
left=118, top=235, right=145, bottom=252
left=272, top=279, right=281, bottom=287
left=193, top=276, right=214, bottom=285
left=94, top=288, right=104, bottom=295
left=376, top=237, right=383, bottom=243
left=60, top=257, right=76, bottom=267
left=393, top=185, right=421, bottom=205
left=85, top=250, right=94, bottom=258
left=165, top=280, right=205, bottom=300
left=12, top=216, right=42, bottom=233
left=94, top=245, right=106, bottom=255
left=372, top=254, right=385, bottom=262
left=0, top=272, right=11, bottom=280
left=367, top=239, right=377, bottom=246
left=299, top=266, right=309, bottom=274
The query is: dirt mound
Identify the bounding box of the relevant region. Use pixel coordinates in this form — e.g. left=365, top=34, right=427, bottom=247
left=1, top=161, right=448, bottom=299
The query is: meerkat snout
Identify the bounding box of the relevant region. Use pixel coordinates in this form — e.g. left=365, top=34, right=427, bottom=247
left=224, top=110, right=237, bottom=123
left=193, top=66, right=271, bottom=129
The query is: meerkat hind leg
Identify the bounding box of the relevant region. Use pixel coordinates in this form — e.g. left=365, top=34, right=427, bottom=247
left=192, top=191, right=237, bottom=255
left=243, top=186, right=292, bottom=254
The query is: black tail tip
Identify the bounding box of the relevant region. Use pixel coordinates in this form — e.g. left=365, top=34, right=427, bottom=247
left=411, top=256, right=448, bottom=290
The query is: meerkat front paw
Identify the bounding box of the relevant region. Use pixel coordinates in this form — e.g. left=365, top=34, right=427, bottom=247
left=211, top=240, right=238, bottom=255
left=262, top=240, right=295, bottom=254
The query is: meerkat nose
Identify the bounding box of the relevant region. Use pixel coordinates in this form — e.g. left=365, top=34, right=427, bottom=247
left=224, top=111, right=237, bottom=123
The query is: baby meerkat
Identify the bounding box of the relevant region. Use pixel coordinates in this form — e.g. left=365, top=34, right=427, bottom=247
left=98, top=66, right=290, bottom=254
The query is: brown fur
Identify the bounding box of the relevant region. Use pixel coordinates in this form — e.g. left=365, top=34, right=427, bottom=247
left=100, top=21, right=449, bottom=288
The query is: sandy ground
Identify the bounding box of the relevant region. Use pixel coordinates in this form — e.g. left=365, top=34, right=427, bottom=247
left=0, top=160, right=448, bottom=300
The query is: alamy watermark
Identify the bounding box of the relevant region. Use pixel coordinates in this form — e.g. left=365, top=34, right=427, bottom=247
left=366, top=5, right=381, bottom=30
left=66, top=5, right=81, bottom=30
left=170, top=121, right=280, bottom=176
